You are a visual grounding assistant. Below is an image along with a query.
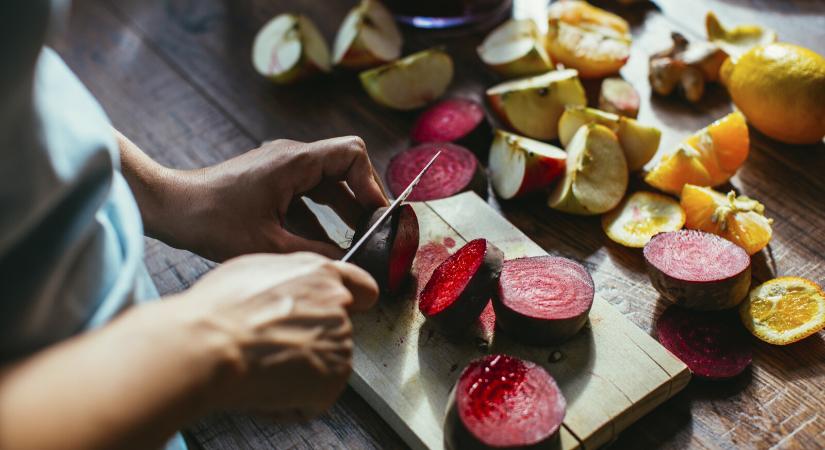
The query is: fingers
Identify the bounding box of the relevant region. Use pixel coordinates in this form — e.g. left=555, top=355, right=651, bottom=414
left=330, top=261, right=379, bottom=312
left=305, top=181, right=365, bottom=229
left=269, top=227, right=345, bottom=259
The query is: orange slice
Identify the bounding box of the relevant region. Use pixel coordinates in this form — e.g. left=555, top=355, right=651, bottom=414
left=645, top=111, right=749, bottom=195
left=681, top=184, right=772, bottom=255
left=602, top=191, right=686, bottom=248
left=740, top=277, right=825, bottom=345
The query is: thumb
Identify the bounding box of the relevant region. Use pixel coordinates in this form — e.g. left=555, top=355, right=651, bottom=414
left=331, top=261, right=379, bottom=312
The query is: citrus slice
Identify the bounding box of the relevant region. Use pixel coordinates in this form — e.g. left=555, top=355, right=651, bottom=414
left=705, top=11, right=777, bottom=62
left=740, top=277, right=825, bottom=345
left=602, top=191, right=685, bottom=248
left=681, top=184, right=772, bottom=255
left=645, top=111, right=749, bottom=195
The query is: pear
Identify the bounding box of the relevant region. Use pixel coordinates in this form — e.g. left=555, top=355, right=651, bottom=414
left=252, top=14, right=330, bottom=84
left=477, top=19, right=553, bottom=79
left=489, top=129, right=566, bottom=200
left=360, top=48, right=454, bottom=110
left=333, top=0, right=402, bottom=69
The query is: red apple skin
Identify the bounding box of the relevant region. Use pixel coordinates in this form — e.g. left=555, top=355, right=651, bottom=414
left=486, top=94, right=514, bottom=131
left=516, top=152, right=566, bottom=197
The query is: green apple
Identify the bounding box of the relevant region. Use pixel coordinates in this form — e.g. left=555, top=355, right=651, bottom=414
left=477, top=19, right=553, bottom=79
left=489, top=129, right=566, bottom=199
left=558, top=106, right=660, bottom=171
left=252, top=14, right=330, bottom=84
left=333, top=0, right=402, bottom=70
left=548, top=124, right=628, bottom=215
left=486, top=69, right=586, bottom=140
left=359, top=48, right=453, bottom=110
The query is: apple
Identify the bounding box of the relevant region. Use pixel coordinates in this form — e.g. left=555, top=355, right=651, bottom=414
left=548, top=124, right=628, bottom=215
left=545, top=0, right=631, bottom=79
left=252, top=14, right=330, bottom=84
left=489, top=129, right=567, bottom=199
left=333, top=0, right=403, bottom=70
left=477, top=19, right=553, bottom=79
left=486, top=69, right=586, bottom=141
left=558, top=106, right=660, bottom=171
left=599, top=77, right=640, bottom=118
left=359, top=48, right=453, bottom=110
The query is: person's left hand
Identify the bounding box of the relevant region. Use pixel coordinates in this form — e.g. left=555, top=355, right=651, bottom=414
left=150, top=136, right=389, bottom=261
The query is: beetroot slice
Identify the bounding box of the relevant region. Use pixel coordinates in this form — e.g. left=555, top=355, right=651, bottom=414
left=445, top=354, right=566, bottom=450
left=351, top=204, right=420, bottom=295
left=494, top=256, right=594, bottom=344
left=386, top=142, right=488, bottom=201
left=656, top=306, right=752, bottom=379
left=410, top=98, right=492, bottom=155
left=419, top=239, right=504, bottom=333
left=644, top=230, right=751, bottom=310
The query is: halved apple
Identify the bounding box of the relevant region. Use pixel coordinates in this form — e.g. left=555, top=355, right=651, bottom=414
left=333, top=0, right=402, bottom=70
left=548, top=124, right=628, bottom=215
left=545, top=0, right=631, bottom=79
left=558, top=106, right=659, bottom=171
left=599, top=77, right=639, bottom=118
left=489, top=129, right=566, bottom=199
left=486, top=69, right=586, bottom=141
left=477, top=19, right=553, bottom=79
left=360, top=48, right=453, bottom=110
left=252, top=14, right=330, bottom=84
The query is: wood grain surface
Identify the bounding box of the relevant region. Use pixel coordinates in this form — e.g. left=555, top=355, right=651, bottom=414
left=54, top=0, right=825, bottom=448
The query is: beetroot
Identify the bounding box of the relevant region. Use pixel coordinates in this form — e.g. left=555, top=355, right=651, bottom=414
left=410, top=98, right=492, bottom=155
left=494, top=256, right=594, bottom=344
left=656, top=306, right=752, bottom=379
left=644, top=230, right=751, bottom=310
left=386, top=142, right=488, bottom=201
left=351, top=204, right=420, bottom=295
left=445, top=354, right=566, bottom=450
left=419, top=239, right=503, bottom=333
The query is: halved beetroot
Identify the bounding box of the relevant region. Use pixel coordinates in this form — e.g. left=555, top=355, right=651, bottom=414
left=445, top=354, right=566, bottom=450
left=386, top=142, right=488, bottom=201
left=411, top=98, right=492, bottom=155
left=494, top=256, right=594, bottom=344
left=656, top=306, right=752, bottom=379
left=644, top=230, right=751, bottom=310
left=419, top=239, right=504, bottom=333
left=351, top=204, right=420, bottom=295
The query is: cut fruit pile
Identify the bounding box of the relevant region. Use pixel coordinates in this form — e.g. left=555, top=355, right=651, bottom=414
left=477, top=19, right=553, bottom=79
left=602, top=191, right=685, bottom=248
left=360, top=48, right=454, bottom=110
left=740, top=277, right=825, bottom=345
left=488, top=129, right=566, bottom=200
left=386, top=143, right=486, bottom=201
left=648, top=32, right=726, bottom=103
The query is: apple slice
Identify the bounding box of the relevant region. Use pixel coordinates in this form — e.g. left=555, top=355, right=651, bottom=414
left=558, top=106, right=660, bottom=171
left=548, top=124, right=628, bottom=215
left=477, top=19, right=553, bottom=79
left=333, top=0, right=402, bottom=70
left=489, top=129, right=566, bottom=199
left=252, top=14, right=330, bottom=84
left=599, top=77, right=640, bottom=118
left=486, top=69, right=586, bottom=141
left=360, top=48, right=454, bottom=110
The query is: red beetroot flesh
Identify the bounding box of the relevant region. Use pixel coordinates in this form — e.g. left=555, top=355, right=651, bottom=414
left=644, top=230, right=751, bottom=310
left=419, top=239, right=504, bottom=333
left=494, top=256, right=594, bottom=344
left=411, top=98, right=492, bottom=154
left=386, top=143, right=488, bottom=201
left=351, top=204, right=419, bottom=295
left=656, top=306, right=752, bottom=379
left=445, top=354, right=566, bottom=449
left=387, top=205, right=420, bottom=293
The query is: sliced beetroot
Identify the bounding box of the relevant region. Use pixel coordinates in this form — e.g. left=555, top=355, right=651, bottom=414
left=494, top=256, right=594, bottom=345
left=445, top=354, right=566, bottom=450
left=410, top=98, right=492, bottom=155
left=643, top=230, right=751, bottom=310
left=476, top=300, right=497, bottom=347
left=351, top=204, right=420, bottom=295
left=656, top=306, right=752, bottom=379
left=419, top=239, right=503, bottom=333
left=386, top=142, right=488, bottom=201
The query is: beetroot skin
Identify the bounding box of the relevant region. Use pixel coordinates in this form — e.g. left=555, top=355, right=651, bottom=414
left=445, top=354, right=566, bottom=450
left=494, top=256, right=594, bottom=344
left=644, top=230, right=751, bottom=310
left=656, top=306, right=752, bottom=379
left=386, top=142, right=488, bottom=201
left=419, top=239, right=504, bottom=333
left=411, top=98, right=492, bottom=155
left=351, top=204, right=420, bottom=295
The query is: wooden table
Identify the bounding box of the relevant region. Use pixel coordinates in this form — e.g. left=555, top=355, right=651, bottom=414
left=56, top=0, right=825, bottom=448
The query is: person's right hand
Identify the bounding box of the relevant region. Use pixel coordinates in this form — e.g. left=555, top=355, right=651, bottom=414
left=168, top=252, right=378, bottom=420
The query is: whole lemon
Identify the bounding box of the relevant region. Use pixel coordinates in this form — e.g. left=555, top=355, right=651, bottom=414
left=720, top=43, right=825, bottom=145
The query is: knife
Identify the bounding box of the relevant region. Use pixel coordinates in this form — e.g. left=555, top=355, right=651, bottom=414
left=341, top=151, right=441, bottom=263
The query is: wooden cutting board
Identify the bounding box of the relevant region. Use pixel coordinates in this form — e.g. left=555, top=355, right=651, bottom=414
left=322, top=192, right=690, bottom=450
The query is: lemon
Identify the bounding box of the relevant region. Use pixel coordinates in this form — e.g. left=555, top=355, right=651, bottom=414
left=720, top=43, right=825, bottom=145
